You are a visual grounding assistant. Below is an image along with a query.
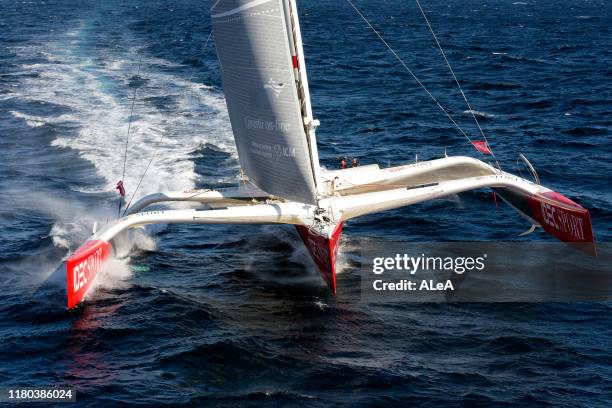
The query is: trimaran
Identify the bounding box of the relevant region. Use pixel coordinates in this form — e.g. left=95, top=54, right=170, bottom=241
left=65, top=0, right=595, bottom=308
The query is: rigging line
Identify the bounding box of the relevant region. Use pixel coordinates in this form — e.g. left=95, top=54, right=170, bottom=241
left=343, top=0, right=490, bottom=159
left=184, top=31, right=214, bottom=101
left=120, top=53, right=144, bottom=184
left=177, top=167, right=267, bottom=205
left=415, top=0, right=501, bottom=170
left=123, top=32, right=214, bottom=216
left=118, top=52, right=144, bottom=217
left=117, top=4, right=154, bottom=217
left=179, top=184, right=264, bottom=206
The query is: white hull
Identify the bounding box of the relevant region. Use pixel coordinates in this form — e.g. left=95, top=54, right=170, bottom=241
left=66, top=156, right=595, bottom=308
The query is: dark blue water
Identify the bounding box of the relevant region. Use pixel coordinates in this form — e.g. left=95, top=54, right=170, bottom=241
left=1, top=0, right=611, bottom=406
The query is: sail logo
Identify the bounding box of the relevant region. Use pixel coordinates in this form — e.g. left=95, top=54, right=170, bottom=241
left=250, top=141, right=296, bottom=160
left=264, top=78, right=285, bottom=96
left=246, top=117, right=290, bottom=132
left=73, top=247, right=103, bottom=292
left=273, top=144, right=296, bottom=159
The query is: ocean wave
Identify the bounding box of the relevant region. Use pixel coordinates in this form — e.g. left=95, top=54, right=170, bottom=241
left=492, top=52, right=553, bottom=65
left=9, top=110, right=45, bottom=127
left=464, top=109, right=495, bottom=118
left=471, top=81, right=521, bottom=90
left=10, top=29, right=236, bottom=200
left=10, top=110, right=75, bottom=128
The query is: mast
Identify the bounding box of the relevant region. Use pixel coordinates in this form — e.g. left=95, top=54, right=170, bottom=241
left=282, top=0, right=323, bottom=200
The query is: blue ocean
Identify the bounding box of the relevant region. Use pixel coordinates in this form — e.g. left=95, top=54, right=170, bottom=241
left=1, top=0, right=611, bottom=406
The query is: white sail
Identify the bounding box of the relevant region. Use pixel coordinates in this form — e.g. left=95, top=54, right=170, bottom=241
left=211, top=0, right=319, bottom=204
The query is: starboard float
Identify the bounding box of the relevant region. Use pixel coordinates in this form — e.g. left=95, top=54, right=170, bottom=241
left=65, top=0, right=595, bottom=308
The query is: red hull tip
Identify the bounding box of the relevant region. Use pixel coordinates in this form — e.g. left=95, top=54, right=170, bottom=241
left=296, top=222, right=344, bottom=293
left=66, top=240, right=112, bottom=308
left=529, top=191, right=595, bottom=243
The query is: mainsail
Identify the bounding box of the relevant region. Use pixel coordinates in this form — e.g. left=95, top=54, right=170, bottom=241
left=211, top=0, right=319, bottom=204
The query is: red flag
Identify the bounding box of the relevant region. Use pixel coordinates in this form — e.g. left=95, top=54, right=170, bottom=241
left=471, top=140, right=492, bottom=154
left=116, top=180, right=126, bottom=197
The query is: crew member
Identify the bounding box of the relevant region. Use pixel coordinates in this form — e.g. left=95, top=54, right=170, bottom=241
left=340, top=157, right=347, bottom=169
left=352, top=158, right=359, bottom=167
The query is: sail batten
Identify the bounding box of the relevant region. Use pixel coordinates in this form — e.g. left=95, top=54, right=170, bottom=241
left=211, top=0, right=318, bottom=204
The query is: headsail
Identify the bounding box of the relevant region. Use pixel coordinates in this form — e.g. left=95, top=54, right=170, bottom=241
left=211, top=0, right=319, bottom=204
